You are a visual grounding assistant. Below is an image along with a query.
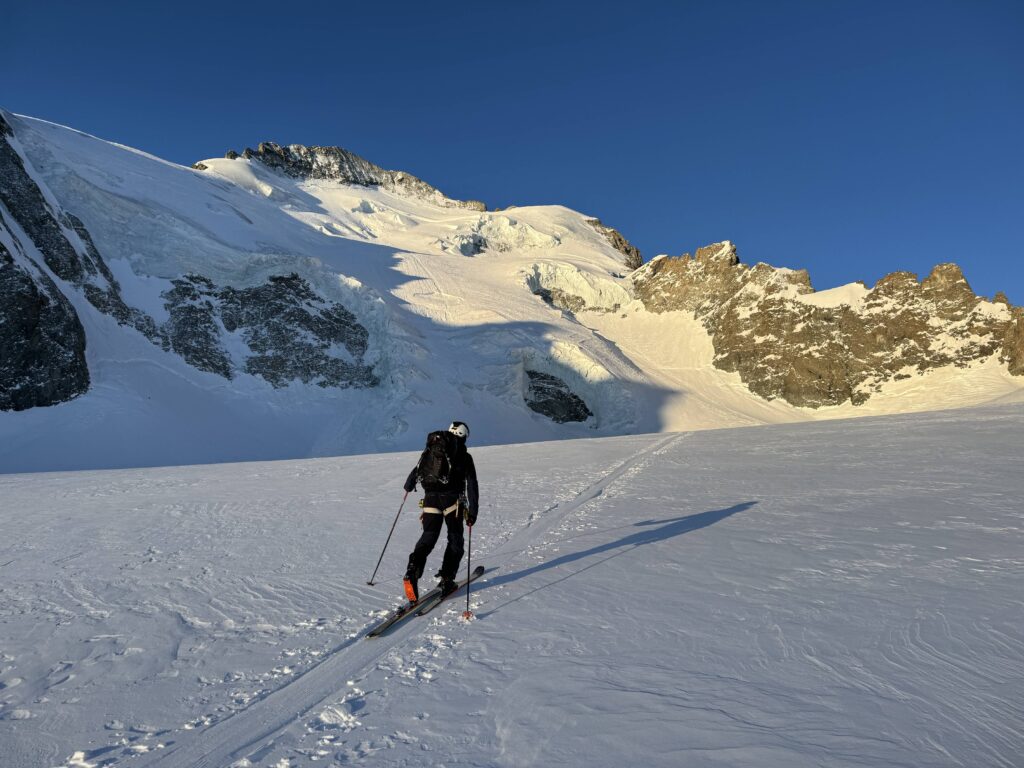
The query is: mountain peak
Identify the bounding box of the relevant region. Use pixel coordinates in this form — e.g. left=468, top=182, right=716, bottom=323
left=216, top=141, right=487, bottom=212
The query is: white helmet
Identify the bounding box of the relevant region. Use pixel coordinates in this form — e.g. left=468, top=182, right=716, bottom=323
left=449, top=421, right=469, bottom=440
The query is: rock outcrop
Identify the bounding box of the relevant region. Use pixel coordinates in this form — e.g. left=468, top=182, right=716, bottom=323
left=162, top=274, right=378, bottom=389
left=525, top=370, right=593, bottom=423
left=1002, top=307, right=1024, bottom=376
left=1, top=113, right=380, bottom=410
left=585, top=218, right=643, bottom=271
left=0, top=112, right=161, bottom=346
left=0, top=215, right=89, bottom=410
left=633, top=242, right=1021, bottom=408
left=234, top=141, right=487, bottom=212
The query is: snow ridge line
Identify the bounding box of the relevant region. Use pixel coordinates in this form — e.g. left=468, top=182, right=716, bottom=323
left=133, top=432, right=687, bottom=768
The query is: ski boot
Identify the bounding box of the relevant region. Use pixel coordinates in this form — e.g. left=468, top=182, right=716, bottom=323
left=403, top=570, right=419, bottom=603
left=438, top=576, right=458, bottom=597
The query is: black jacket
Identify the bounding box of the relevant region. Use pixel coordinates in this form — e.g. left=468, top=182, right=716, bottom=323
left=405, top=445, right=479, bottom=515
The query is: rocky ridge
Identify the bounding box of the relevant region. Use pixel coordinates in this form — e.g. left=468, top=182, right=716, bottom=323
left=632, top=242, right=1024, bottom=407
left=585, top=218, right=643, bottom=271
left=218, top=141, right=487, bottom=212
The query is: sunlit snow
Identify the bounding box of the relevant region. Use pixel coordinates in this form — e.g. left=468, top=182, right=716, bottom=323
left=1, top=405, right=1021, bottom=767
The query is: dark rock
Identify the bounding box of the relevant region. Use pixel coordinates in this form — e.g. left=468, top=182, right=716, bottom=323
left=534, top=286, right=588, bottom=314
left=1002, top=307, right=1024, bottom=376
left=63, top=213, right=115, bottom=284
left=237, top=141, right=486, bottom=211
left=64, top=213, right=163, bottom=342
left=0, top=118, right=86, bottom=284
left=1, top=113, right=162, bottom=344
left=225, top=150, right=239, bottom=160
left=161, top=273, right=377, bottom=389
left=525, top=370, right=592, bottom=423
left=218, top=274, right=377, bottom=389
left=162, top=275, right=234, bottom=379
left=0, top=217, right=89, bottom=411
left=585, top=218, right=643, bottom=271
left=192, top=162, right=209, bottom=171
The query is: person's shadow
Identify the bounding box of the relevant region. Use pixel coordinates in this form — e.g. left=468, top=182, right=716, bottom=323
left=476, top=501, right=757, bottom=617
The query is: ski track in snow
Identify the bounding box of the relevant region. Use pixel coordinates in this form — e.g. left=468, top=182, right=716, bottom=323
left=122, top=432, right=682, bottom=768
left=2, top=406, right=1023, bottom=767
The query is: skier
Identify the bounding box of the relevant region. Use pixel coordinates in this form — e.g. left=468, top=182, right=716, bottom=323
left=403, top=421, right=479, bottom=602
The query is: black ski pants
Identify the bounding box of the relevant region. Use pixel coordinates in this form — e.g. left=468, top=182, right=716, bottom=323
left=407, top=511, right=464, bottom=582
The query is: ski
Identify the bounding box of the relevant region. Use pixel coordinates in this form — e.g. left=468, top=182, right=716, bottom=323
left=365, top=582, right=445, bottom=638
left=416, top=565, right=485, bottom=617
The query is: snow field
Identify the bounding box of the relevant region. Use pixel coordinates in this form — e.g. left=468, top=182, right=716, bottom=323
left=4, top=113, right=1023, bottom=473
left=1, top=404, right=1022, bottom=767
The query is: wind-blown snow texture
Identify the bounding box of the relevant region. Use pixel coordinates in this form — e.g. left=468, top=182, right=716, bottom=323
left=1, top=405, right=1021, bottom=767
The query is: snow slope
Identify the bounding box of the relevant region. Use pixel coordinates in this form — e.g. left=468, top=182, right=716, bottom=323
left=2, top=114, right=1021, bottom=473
left=1, top=404, right=1021, bottom=767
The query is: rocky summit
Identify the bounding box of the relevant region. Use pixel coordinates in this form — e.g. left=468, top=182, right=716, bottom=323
left=225, top=141, right=486, bottom=212
left=633, top=242, right=1023, bottom=407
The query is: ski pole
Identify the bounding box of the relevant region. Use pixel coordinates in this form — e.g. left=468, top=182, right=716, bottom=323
left=462, top=517, right=474, bottom=620
left=366, top=491, right=408, bottom=586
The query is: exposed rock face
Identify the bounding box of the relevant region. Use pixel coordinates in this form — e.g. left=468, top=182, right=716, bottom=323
left=163, top=275, right=234, bottom=379
left=1, top=115, right=88, bottom=284
left=585, top=218, right=643, bottom=271
left=162, top=274, right=378, bottom=389
left=0, top=112, right=161, bottom=345
left=1, top=113, right=380, bottom=411
left=633, top=242, right=1022, bottom=408
left=1003, top=307, right=1024, bottom=376
left=0, top=217, right=89, bottom=410
left=1, top=114, right=94, bottom=410
left=525, top=370, right=592, bottom=423
left=220, top=274, right=376, bottom=388
left=533, top=286, right=589, bottom=314
left=235, top=141, right=487, bottom=212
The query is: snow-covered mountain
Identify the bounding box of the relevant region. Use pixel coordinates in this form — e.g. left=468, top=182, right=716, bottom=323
left=1, top=110, right=1022, bottom=472
left=2, top=404, right=1022, bottom=767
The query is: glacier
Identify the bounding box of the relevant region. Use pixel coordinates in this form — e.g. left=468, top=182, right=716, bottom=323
left=2, top=112, right=1021, bottom=473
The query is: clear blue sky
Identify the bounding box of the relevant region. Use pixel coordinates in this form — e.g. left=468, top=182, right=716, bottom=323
left=3, top=1, right=1022, bottom=302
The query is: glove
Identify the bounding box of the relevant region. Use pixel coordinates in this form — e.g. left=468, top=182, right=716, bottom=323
left=404, top=479, right=416, bottom=493
left=465, top=507, right=478, bottom=527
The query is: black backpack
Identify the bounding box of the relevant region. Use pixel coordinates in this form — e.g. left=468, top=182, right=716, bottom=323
left=416, top=430, right=458, bottom=490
